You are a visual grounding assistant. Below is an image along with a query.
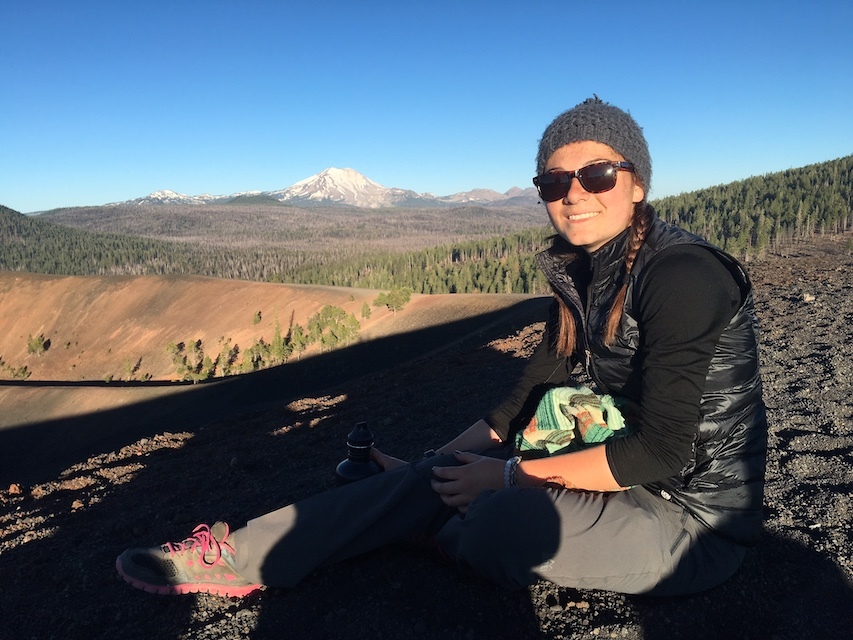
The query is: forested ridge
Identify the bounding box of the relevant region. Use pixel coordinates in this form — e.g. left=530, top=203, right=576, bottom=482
left=2, top=156, right=850, bottom=294
left=655, top=155, right=853, bottom=257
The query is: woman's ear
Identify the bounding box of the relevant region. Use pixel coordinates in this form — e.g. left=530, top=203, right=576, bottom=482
left=632, top=180, right=645, bottom=203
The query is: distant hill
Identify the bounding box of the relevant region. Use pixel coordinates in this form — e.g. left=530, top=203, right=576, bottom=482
left=32, top=201, right=546, bottom=250
left=0, top=268, right=539, bottom=387
left=225, top=193, right=286, bottom=206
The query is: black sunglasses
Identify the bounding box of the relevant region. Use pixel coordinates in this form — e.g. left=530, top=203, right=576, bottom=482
left=533, top=161, right=635, bottom=202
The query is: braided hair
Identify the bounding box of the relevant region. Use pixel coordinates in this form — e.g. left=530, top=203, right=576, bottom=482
left=553, top=201, right=654, bottom=357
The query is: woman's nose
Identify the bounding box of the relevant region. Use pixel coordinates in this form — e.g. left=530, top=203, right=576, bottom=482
left=562, top=175, right=589, bottom=204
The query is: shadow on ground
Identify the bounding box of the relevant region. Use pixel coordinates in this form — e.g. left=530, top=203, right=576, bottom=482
left=0, top=298, right=549, bottom=487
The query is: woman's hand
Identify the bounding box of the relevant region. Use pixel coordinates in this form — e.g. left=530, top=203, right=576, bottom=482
left=370, top=448, right=408, bottom=472
left=430, top=451, right=505, bottom=513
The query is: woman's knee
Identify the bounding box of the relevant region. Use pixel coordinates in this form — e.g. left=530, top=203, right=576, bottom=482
left=437, top=488, right=562, bottom=588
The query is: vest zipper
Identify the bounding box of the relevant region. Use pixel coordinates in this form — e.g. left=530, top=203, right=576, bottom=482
left=583, top=255, right=602, bottom=382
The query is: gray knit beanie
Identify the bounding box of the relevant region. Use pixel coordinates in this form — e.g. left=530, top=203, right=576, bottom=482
left=536, top=96, right=651, bottom=194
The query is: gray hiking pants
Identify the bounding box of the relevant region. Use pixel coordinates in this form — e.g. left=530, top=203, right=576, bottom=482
left=229, top=451, right=746, bottom=594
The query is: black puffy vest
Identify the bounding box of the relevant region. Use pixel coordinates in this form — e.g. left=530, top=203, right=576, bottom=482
left=536, top=215, right=767, bottom=546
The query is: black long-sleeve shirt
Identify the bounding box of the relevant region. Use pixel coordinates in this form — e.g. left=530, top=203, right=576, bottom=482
left=485, top=244, right=743, bottom=487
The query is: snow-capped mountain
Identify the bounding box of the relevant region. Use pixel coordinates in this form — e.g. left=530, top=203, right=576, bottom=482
left=116, top=168, right=539, bottom=209
left=267, top=168, right=436, bottom=208
left=270, top=168, right=385, bottom=206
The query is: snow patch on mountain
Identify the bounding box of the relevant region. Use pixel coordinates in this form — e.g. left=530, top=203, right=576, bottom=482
left=120, top=190, right=230, bottom=206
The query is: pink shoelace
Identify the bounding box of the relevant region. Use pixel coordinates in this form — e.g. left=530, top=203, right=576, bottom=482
left=163, top=523, right=229, bottom=567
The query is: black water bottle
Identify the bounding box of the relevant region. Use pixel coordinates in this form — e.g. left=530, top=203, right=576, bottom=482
left=335, top=421, right=382, bottom=484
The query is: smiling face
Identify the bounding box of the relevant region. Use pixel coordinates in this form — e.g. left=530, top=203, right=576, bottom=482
left=543, top=140, right=645, bottom=254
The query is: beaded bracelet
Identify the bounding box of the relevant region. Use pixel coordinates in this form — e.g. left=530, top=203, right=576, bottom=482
left=504, top=456, right=522, bottom=488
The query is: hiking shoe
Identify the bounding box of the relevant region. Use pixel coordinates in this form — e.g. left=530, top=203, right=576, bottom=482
left=116, top=522, right=261, bottom=597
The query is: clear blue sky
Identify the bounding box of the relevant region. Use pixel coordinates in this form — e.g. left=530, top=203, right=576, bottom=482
left=2, top=0, right=851, bottom=213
